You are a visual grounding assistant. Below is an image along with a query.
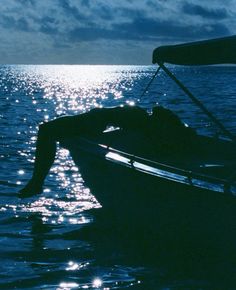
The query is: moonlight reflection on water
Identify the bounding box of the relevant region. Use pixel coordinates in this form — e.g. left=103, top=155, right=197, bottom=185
left=0, top=65, right=236, bottom=289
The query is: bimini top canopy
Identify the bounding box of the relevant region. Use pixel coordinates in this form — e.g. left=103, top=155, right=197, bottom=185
left=153, top=35, right=236, bottom=65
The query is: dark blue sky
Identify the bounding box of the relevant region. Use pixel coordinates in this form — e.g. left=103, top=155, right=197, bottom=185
left=0, top=0, right=234, bottom=64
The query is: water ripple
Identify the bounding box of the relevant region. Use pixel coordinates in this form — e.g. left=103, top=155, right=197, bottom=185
left=1, top=65, right=236, bottom=289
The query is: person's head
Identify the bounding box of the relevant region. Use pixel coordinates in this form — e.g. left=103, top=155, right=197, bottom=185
left=151, top=105, right=167, bottom=118
left=150, top=105, right=184, bottom=132
left=148, top=105, right=166, bottom=132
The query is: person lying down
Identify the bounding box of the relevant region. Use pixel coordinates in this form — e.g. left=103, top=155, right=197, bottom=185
left=19, top=105, right=196, bottom=198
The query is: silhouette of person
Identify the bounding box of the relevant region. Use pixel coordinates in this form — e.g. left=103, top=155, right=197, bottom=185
left=19, top=105, right=195, bottom=198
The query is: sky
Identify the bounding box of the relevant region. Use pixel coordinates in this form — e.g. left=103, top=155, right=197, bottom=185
left=0, top=0, right=235, bottom=64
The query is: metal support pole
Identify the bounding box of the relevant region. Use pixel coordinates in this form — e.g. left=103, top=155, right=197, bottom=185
left=159, top=62, right=236, bottom=142
left=140, top=66, right=161, bottom=99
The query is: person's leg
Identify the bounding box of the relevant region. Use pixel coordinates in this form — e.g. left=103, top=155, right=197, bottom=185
left=19, top=116, right=78, bottom=197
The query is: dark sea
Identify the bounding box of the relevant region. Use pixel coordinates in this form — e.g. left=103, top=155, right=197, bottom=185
left=0, top=65, right=236, bottom=290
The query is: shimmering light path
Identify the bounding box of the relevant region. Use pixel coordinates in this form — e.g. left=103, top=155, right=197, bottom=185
left=0, top=65, right=236, bottom=289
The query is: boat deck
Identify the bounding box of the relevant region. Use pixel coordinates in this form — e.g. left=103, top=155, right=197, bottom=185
left=61, top=129, right=236, bottom=196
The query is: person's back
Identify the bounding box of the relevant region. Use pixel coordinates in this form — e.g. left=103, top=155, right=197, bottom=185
left=19, top=105, right=196, bottom=197
left=73, top=106, right=149, bottom=136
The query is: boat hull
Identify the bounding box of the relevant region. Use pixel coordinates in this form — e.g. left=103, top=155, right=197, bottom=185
left=61, top=135, right=236, bottom=277
left=62, top=131, right=236, bottom=208
left=62, top=136, right=236, bottom=217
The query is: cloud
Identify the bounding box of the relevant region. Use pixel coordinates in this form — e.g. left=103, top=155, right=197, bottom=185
left=80, top=0, right=91, bottom=8
left=0, top=0, right=234, bottom=64
left=38, top=16, right=59, bottom=35
left=0, top=15, right=32, bottom=32
left=182, top=2, right=228, bottom=19
left=59, top=0, right=88, bottom=21
left=18, top=0, right=36, bottom=6
left=113, top=17, right=230, bottom=41
left=94, top=4, right=114, bottom=20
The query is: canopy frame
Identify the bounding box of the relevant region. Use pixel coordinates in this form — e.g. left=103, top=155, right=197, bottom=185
left=157, top=62, right=236, bottom=142
left=146, top=36, right=236, bottom=142
left=152, top=35, right=236, bottom=65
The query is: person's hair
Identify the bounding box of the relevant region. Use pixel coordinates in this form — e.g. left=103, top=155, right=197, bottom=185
left=151, top=105, right=184, bottom=127
left=152, top=105, right=166, bottom=117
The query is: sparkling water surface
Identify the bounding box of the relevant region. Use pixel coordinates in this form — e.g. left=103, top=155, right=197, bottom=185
left=0, top=65, right=236, bottom=289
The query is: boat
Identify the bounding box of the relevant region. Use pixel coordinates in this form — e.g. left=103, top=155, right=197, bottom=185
left=59, top=37, right=236, bottom=285
left=61, top=36, right=236, bottom=210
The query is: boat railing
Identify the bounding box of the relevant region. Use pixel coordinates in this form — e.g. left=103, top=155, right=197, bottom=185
left=102, top=144, right=228, bottom=182
left=74, top=137, right=236, bottom=195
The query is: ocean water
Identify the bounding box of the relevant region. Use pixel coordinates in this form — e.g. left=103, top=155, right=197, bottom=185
left=0, top=65, right=236, bottom=290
